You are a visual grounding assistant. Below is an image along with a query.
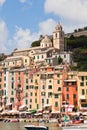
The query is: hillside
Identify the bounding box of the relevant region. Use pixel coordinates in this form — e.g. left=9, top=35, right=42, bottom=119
left=66, top=35, right=87, bottom=71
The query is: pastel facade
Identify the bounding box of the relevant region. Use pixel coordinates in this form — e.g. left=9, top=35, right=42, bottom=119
left=77, top=72, right=87, bottom=110
left=0, top=23, right=87, bottom=113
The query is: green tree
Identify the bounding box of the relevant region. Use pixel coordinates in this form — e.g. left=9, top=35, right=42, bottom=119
left=31, top=40, right=41, bottom=47
left=58, top=56, right=63, bottom=64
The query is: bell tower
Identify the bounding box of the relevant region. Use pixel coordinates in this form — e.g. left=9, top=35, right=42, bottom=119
left=53, top=23, right=64, bottom=51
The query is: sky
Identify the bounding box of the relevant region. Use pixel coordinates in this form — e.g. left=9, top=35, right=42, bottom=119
left=0, top=0, right=87, bottom=54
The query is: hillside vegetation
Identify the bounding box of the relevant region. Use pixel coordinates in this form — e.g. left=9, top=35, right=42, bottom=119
left=31, top=34, right=87, bottom=71
left=66, top=35, right=87, bottom=71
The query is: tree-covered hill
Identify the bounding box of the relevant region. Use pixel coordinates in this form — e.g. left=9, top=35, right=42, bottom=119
left=66, top=35, right=87, bottom=71
left=31, top=34, right=87, bottom=71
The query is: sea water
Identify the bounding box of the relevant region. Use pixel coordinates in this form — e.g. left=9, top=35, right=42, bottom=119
left=0, top=122, right=61, bottom=130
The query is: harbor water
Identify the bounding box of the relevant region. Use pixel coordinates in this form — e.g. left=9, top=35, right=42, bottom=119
left=0, top=122, right=61, bottom=130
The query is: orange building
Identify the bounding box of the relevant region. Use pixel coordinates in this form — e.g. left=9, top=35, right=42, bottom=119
left=63, top=79, right=78, bottom=113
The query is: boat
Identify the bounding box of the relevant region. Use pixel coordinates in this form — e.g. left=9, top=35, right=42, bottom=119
left=24, top=125, right=48, bottom=130
left=61, top=124, right=87, bottom=130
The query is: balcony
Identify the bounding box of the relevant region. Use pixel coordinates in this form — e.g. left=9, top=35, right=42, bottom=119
left=79, top=95, right=86, bottom=100
left=40, top=75, right=46, bottom=80
left=47, top=74, right=53, bottom=79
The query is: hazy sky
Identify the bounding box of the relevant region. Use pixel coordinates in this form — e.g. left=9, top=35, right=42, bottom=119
left=0, top=0, right=87, bottom=54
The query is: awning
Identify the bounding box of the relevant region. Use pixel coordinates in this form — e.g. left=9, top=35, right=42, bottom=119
left=29, top=109, right=37, bottom=114
left=1, top=110, right=9, bottom=115
left=51, top=111, right=60, bottom=114
left=20, top=111, right=31, bottom=115
left=34, top=113, right=42, bottom=116
left=43, top=110, right=49, bottom=114
left=44, top=104, right=51, bottom=107
left=6, top=103, right=12, bottom=106
left=9, top=110, right=19, bottom=115
left=19, top=105, right=27, bottom=111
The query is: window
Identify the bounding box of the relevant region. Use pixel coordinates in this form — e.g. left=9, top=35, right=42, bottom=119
left=35, top=93, right=37, bottom=96
left=47, top=99, right=49, bottom=104
left=57, top=74, right=60, bottom=77
left=66, top=94, right=69, bottom=99
left=73, top=94, right=76, bottom=98
left=26, top=79, right=28, bottom=83
left=10, top=98, right=14, bottom=103
left=4, top=69, right=6, bottom=74
left=42, top=55, right=44, bottom=58
left=35, top=99, right=37, bottom=103
left=11, top=91, right=14, bottom=95
left=42, top=99, right=44, bottom=103
left=76, top=87, right=78, bottom=91
left=82, top=89, right=85, bottom=95
left=48, top=85, right=52, bottom=89
left=4, top=83, right=6, bottom=88
left=35, top=86, right=38, bottom=90
left=58, top=87, right=61, bottom=91
left=55, top=33, right=57, bottom=38
left=30, top=105, right=32, bottom=109
left=37, top=55, right=39, bottom=59
left=54, top=94, right=58, bottom=98
left=0, top=84, right=1, bottom=89
left=48, top=92, right=52, bottom=98
left=55, top=102, right=58, bottom=107
left=35, top=79, right=37, bottom=83
left=86, top=82, right=87, bottom=86
left=66, top=87, right=69, bottom=91
left=4, top=90, right=6, bottom=95
left=25, top=59, right=27, bottom=63
left=18, top=77, right=20, bottom=81
left=26, top=85, right=28, bottom=89
left=25, top=93, right=28, bottom=97
left=57, top=80, right=60, bottom=84
left=81, top=76, right=84, bottom=81
left=42, top=85, right=45, bottom=89
left=30, top=92, right=33, bottom=96
left=80, top=82, right=84, bottom=86
left=11, top=77, right=14, bottom=81
left=12, top=72, right=14, bottom=75
left=33, top=56, right=35, bottom=59
left=0, top=73, right=2, bottom=76
left=41, top=92, right=45, bottom=96
left=11, top=82, right=14, bottom=89
left=37, top=104, right=39, bottom=109
left=4, top=76, right=6, bottom=81
left=71, top=75, right=73, bottom=78
left=31, top=79, right=33, bottom=83
left=49, top=80, right=51, bottom=83
left=64, top=55, right=66, bottom=58
left=25, top=99, right=28, bottom=105
left=0, top=78, right=2, bottom=82
left=30, top=99, right=32, bottom=102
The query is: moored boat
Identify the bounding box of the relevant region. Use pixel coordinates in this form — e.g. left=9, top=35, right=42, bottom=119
left=24, top=125, right=48, bottom=130
left=62, top=124, right=87, bottom=130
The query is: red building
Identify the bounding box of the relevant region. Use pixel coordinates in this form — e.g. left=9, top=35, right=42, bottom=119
left=63, top=79, right=78, bottom=113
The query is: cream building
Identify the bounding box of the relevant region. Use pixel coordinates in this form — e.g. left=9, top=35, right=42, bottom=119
left=77, top=72, right=87, bottom=110
left=2, top=55, right=31, bottom=68
left=12, top=23, right=71, bottom=66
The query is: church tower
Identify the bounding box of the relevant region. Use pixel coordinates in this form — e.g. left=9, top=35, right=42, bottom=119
left=53, top=23, right=64, bottom=51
